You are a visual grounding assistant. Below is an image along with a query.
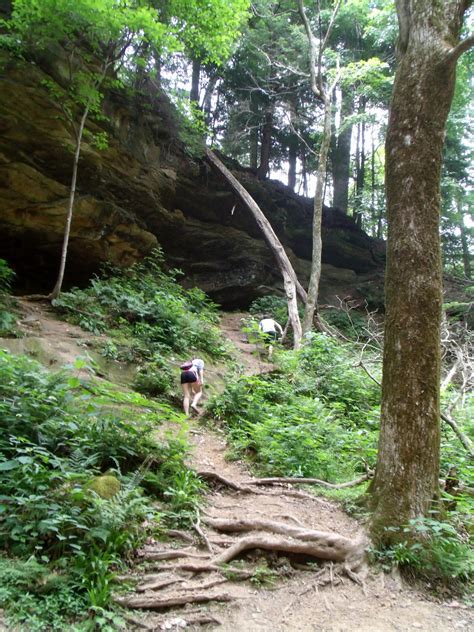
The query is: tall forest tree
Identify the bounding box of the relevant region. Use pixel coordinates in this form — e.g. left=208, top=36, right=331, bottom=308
left=370, top=0, right=474, bottom=540
left=297, top=0, right=342, bottom=333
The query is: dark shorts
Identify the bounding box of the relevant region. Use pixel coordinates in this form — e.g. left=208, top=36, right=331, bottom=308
left=262, top=331, right=277, bottom=343
left=181, top=370, right=198, bottom=384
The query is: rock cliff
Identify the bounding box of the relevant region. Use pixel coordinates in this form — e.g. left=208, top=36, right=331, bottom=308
left=0, top=53, right=385, bottom=307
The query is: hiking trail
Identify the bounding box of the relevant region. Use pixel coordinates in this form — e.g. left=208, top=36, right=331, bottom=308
left=6, top=303, right=473, bottom=632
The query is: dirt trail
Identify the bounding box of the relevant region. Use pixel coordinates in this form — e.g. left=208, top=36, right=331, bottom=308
left=5, top=303, right=472, bottom=631
left=124, top=313, right=473, bottom=632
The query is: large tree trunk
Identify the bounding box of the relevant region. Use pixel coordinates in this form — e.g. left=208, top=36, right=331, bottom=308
left=331, top=88, right=353, bottom=214
left=205, top=149, right=305, bottom=348
left=370, top=0, right=472, bottom=541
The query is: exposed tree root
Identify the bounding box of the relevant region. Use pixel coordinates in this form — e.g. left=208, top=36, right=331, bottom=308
left=138, top=548, right=209, bottom=561
left=245, top=474, right=371, bottom=489
left=183, top=614, right=223, bottom=626
left=162, top=562, right=254, bottom=579
left=193, top=511, right=214, bottom=553
left=165, top=529, right=195, bottom=544
left=210, top=534, right=360, bottom=568
left=181, top=577, right=229, bottom=591
left=197, top=470, right=257, bottom=493
left=274, top=488, right=334, bottom=506
left=123, top=614, right=153, bottom=630
left=205, top=517, right=366, bottom=571
left=136, top=578, right=184, bottom=593
left=115, top=591, right=233, bottom=610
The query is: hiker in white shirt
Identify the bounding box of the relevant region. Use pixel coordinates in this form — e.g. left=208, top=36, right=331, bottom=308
left=258, top=315, right=283, bottom=359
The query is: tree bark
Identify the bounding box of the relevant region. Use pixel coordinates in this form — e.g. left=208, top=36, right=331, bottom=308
left=202, top=73, right=218, bottom=126
left=331, top=88, right=353, bottom=214
left=49, top=105, right=89, bottom=300
left=288, top=96, right=299, bottom=190
left=190, top=58, right=201, bottom=105
left=302, top=93, right=333, bottom=333
left=297, top=0, right=341, bottom=334
left=370, top=0, right=473, bottom=541
left=205, top=148, right=304, bottom=347
left=257, top=101, right=274, bottom=180
left=353, top=98, right=366, bottom=229
left=457, top=196, right=472, bottom=279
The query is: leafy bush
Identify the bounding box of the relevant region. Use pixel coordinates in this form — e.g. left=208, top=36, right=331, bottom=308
left=207, top=367, right=378, bottom=481
left=0, top=258, right=17, bottom=336
left=0, top=556, right=87, bottom=632
left=373, top=517, right=473, bottom=590
left=297, top=333, right=381, bottom=426
left=0, top=349, right=203, bottom=627
left=321, top=308, right=369, bottom=340
left=249, top=295, right=289, bottom=326
left=53, top=249, right=228, bottom=361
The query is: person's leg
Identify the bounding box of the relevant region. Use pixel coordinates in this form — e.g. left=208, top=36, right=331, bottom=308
left=182, top=383, right=192, bottom=415
left=191, top=383, right=203, bottom=412
left=267, top=332, right=276, bottom=359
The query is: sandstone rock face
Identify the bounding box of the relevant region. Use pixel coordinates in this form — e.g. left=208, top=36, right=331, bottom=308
left=0, top=54, right=385, bottom=307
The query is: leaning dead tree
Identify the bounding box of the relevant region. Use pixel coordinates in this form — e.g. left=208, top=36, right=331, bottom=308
left=205, top=148, right=305, bottom=348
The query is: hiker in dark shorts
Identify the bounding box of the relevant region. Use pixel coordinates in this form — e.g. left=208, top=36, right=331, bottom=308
left=258, top=315, right=283, bottom=359
left=180, top=360, right=202, bottom=415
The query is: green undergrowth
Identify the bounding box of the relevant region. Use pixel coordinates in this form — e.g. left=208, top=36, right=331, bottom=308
left=372, top=514, right=473, bottom=596
left=53, top=249, right=231, bottom=398
left=207, top=330, right=473, bottom=589
left=0, top=258, right=18, bottom=337
left=208, top=332, right=381, bottom=482
left=0, top=349, right=203, bottom=630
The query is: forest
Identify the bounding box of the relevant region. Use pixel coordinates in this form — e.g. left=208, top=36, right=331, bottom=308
left=0, top=0, right=473, bottom=630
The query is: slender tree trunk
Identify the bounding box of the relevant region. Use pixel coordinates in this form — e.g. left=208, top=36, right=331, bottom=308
left=457, top=196, right=472, bottom=279
left=288, top=142, right=297, bottom=190
left=302, top=94, right=333, bottom=333
left=297, top=0, right=341, bottom=333
left=301, top=149, right=308, bottom=196
left=370, top=0, right=473, bottom=541
left=331, top=88, right=353, bottom=213
left=371, top=128, right=377, bottom=237
left=49, top=106, right=89, bottom=300
left=249, top=95, right=259, bottom=171
left=190, top=59, right=200, bottom=105
left=154, top=51, right=162, bottom=88
left=250, top=126, right=258, bottom=172
left=353, top=99, right=366, bottom=228
left=288, top=97, right=298, bottom=190
left=202, top=74, right=218, bottom=126
left=205, top=148, right=305, bottom=348
left=257, top=102, right=273, bottom=180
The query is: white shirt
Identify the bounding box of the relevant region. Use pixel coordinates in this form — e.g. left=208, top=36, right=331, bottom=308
left=192, top=358, right=204, bottom=370
left=259, top=318, right=282, bottom=334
